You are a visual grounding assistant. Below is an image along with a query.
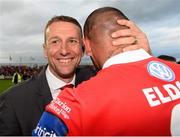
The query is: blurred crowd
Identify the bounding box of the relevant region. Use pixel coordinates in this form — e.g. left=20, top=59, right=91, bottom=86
left=0, top=65, right=44, bottom=80
left=0, top=55, right=179, bottom=81
left=0, top=64, right=96, bottom=82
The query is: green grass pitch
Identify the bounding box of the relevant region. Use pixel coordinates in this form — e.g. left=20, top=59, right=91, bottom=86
left=0, top=79, right=14, bottom=94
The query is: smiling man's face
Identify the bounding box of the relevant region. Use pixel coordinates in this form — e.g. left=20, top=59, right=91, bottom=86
left=44, top=21, right=83, bottom=81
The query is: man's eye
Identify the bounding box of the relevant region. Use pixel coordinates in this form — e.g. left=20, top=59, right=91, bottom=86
left=49, top=40, right=61, bottom=45
left=52, top=40, right=59, bottom=44
left=69, top=39, right=78, bottom=43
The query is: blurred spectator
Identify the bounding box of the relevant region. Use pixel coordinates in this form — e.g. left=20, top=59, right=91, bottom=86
left=177, top=60, right=180, bottom=64
left=157, top=55, right=176, bottom=63
left=12, top=71, right=22, bottom=84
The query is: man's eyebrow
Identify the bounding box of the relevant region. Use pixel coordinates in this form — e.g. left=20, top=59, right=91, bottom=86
left=48, top=36, right=60, bottom=41
left=68, top=36, right=80, bottom=39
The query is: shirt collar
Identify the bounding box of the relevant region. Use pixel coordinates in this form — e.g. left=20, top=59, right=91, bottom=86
left=45, top=66, right=75, bottom=91
left=103, top=49, right=152, bottom=69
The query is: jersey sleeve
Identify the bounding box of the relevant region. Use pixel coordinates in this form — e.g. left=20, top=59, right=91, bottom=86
left=45, top=88, right=83, bottom=135
left=32, top=112, right=68, bottom=136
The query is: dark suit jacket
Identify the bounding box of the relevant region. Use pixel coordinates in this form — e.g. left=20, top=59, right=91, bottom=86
left=0, top=66, right=96, bottom=135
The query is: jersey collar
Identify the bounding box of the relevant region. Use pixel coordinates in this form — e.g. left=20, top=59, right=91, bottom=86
left=103, top=49, right=152, bottom=69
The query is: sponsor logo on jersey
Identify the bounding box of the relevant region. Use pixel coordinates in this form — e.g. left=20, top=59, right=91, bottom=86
left=48, top=98, right=71, bottom=119
left=147, top=61, right=175, bottom=82
left=33, top=124, right=57, bottom=137
left=142, top=81, right=180, bottom=107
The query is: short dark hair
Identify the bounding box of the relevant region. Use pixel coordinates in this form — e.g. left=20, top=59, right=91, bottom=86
left=83, top=7, right=129, bottom=39
left=44, top=15, right=82, bottom=43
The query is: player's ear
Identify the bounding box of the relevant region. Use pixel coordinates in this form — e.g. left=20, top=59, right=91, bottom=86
left=83, top=38, right=92, bottom=56
left=43, top=43, right=48, bottom=58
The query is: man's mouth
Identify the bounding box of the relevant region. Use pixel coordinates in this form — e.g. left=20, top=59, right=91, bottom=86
left=58, top=58, right=73, bottom=64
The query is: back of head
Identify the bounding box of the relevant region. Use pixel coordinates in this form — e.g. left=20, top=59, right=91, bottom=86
left=83, top=7, right=129, bottom=68
left=84, top=7, right=129, bottom=39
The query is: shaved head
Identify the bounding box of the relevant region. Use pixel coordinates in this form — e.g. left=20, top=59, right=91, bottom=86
left=84, top=7, right=129, bottom=40
left=83, top=7, right=129, bottom=69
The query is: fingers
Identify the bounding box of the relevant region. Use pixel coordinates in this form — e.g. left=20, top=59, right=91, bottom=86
left=117, top=19, right=141, bottom=32
left=111, top=29, right=131, bottom=38
left=111, top=19, right=151, bottom=54
left=111, top=19, right=143, bottom=38
left=117, top=19, right=133, bottom=27
left=112, top=36, right=136, bottom=46
left=122, top=44, right=141, bottom=52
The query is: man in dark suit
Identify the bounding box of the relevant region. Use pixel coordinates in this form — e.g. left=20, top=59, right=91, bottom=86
left=0, top=65, right=96, bottom=135
left=0, top=15, right=97, bottom=136
left=0, top=15, right=150, bottom=135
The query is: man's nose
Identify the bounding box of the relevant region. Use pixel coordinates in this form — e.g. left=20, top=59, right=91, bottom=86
left=60, top=42, right=69, bottom=55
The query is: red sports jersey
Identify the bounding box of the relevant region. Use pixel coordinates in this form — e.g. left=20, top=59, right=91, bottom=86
left=46, top=57, right=180, bottom=136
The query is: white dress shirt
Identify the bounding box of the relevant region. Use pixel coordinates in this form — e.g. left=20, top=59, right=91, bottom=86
left=45, top=66, right=75, bottom=99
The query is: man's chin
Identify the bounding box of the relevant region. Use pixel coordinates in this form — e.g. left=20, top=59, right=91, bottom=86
left=58, top=71, right=75, bottom=79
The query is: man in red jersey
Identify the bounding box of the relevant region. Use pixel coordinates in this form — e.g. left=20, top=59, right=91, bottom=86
left=33, top=7, right=180, bottom=136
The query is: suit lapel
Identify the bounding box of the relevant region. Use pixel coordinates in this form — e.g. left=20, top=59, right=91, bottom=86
left=34, top=66, right=96, bottom=112
left=35, top=66, right=52, bottom=113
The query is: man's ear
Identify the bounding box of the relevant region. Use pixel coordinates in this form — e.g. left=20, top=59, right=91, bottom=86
left=43, top=43, right=48, bottom=58
left=83, top=38, right=92, bottom=56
